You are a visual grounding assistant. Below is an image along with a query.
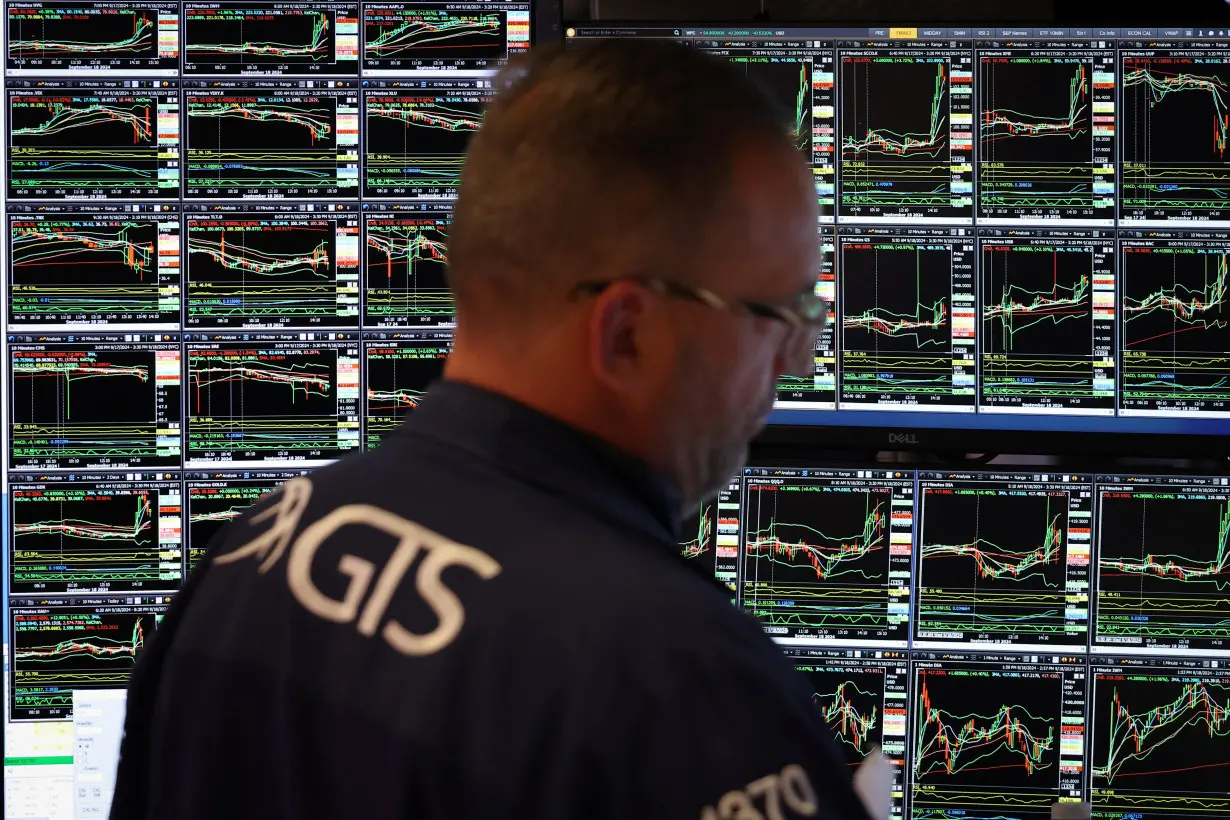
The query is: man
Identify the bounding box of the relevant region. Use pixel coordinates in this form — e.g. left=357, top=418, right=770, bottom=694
left=110, top=40, right=871, bottom=819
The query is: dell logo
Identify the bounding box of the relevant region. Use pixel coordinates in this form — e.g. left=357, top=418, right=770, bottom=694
left=888, top=432, right=920, bottom=445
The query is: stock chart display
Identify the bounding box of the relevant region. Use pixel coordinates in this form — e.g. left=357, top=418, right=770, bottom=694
left=6, top=2, right=180, bottom=75
left=776, top=229, right=836, bottom=407
left=183, top=333, right=360, bottom=467
left=182, top=2, right=359, bottom=76
left=976, top=39, right=1116, bottom=225
left=838, top=38, right=973, bottom=223
left=362, top=79, right=489, bottom=198
left=915, top=471, right=1092, bottom=649
left=7, top=333, right=181, bottom=469
left=183, top=80, right=358, bottom=198
left=183, top=469, right=309, bottom=569
left=1094, top=473, right=1230, bottom=654
left=184, top=204, right=360, bottom=328
left=836, top=226, right=976, bottom=410
left=1090, top=655, right=1230, bottom=819
left=910, top=652, right=1087, bottom=820
left=679, top=474, right=741, bottom=596
left=363, top=202, right=452, bottom=324
left=8, top=596, right=169, bottom=721
left=784, top=648, right=910, bottom=819
left=739, top=467, right=915, bottom=647
left=7, top=80, right=180, bottom=199
left=362, top=330, right=450, bottom=448
left=8, top=472, right=182, bottom=595
left=8, top=204, right=181, bottom=329
left=979, top=228, right=1117, bottom=414
left=362, top=1, right=530, bottom=74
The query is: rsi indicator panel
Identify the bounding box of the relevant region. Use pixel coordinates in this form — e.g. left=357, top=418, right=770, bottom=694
left=978, top=228, right=1117, bottom=414
left=910, top=651, right=1088, bottom=820
left=184, top=203, right=360, bottom=328
left=7, top=333, right=182, bottom=470
left=1089, top=654, right=1230, bottom=819
left=837, top=37, right=974, bottom=224
left=836, top=226, right=977, bottom=411
left=183, top=470, right=308, bottom=572
left=362, top=201, right=453, bottom=325
left=8, top=204, right=181, bottom=330
left=8, top=595, right=170, bottom=721
left=183, top=79, right=359, bottom=199
left=1118, top=230, right=1230, bottom=416
left=784, top=648, right=910, bottom=820
left=975, top=39, right=1117, bottom=225
left=183, top=332, right=360, bottom=467
left=362, top=79, right=491, bottom=199
left=5, top=1, right=180, bottom=75
left=1093, top=473, right=1230, bottom=654
left=1119, top=40, right=1230, bottom=226
left=8, top=472, right=182, bottom=594
left=679, top=474, right=741, bottom=596
left=739, top=466, right=914, bottom=648
left=6, top=79, right=180, bottom=200
left=776, top=229, right=836, bottom=408
left=915, top=471, right=1093, bottom=650
left=362, top=330, right=450, bottom=449
left=362, top=1, right=531, bottom=75
left=182, top=2, right=359, bottom=76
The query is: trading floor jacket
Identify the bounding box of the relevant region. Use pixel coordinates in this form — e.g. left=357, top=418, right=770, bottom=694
left=109, top=380, right=873, bottom=820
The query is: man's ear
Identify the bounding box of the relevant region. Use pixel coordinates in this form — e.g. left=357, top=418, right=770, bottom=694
left=587, top=281, right=651, bottom=391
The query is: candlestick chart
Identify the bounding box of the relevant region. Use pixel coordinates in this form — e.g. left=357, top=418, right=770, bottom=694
left=1090, top=667, right=1230, bottom=817
left=185, top=7, right=335, bottom=69
left=10, top=608, right=154, bottom=720
left=839, top=54, right=971, bottom=219
left=1121, top=55, right=1230, bottom=222
left=363, top=212, right=452, bottom=323
left=810, top=675, right=882, bottom=760
left=8, top=344, right=179, bottom=469
left=7, top=5, right=159, bottom=64
left=9, top=216, right=174, bottom=326
left=917, top=483, right=1085, bottom=646
left=363, top=339, right=448, bottom=448
left=1095, top=484, right=1230, bottom=650
left=364, top=6, right=505, bottom=63
left=978, top=57, right=1105, bottom=220
left=363, top=89, right=486, bottom=198
left=680, top=503, right=713, bottom=560
left=741, top=476, right=911, bottom=643
left=9, top=486, right=178, bottom=593
left=1120, top=242, right=1230, bottom=412
left=838, top=236, right=975, bottom=408
left=980, top=240, right=1113, bottom=411
left=186, top=345, right=351, bottom=464
left=8, top=90, right=176, bottom=199
left=731, top=58, right=811, bottom=153
left=185, top=92, right=348, bottom=197
left=909, top=659, right=1087, bottom=820
left=186, top=479, right=284, bottom=572
left=186, top=218, right=352, bottom=328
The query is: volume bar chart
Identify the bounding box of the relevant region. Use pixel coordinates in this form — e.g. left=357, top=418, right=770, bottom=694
left=740, top=467, right=914, bottom=647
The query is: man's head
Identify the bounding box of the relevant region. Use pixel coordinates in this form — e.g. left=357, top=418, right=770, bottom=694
left=444, top=39, right=823, bottom=512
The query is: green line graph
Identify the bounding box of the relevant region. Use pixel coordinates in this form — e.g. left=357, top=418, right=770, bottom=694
left=744, top=494, right=885, bottom=580
left=984, top=267, right=1090, bottom=353
left=843, top=61, right=947, bottom=158
left=843, top=248, right=948, bottom=346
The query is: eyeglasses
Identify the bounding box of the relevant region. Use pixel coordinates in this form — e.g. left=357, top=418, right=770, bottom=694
left=570, top=276, right=830, bottom=330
